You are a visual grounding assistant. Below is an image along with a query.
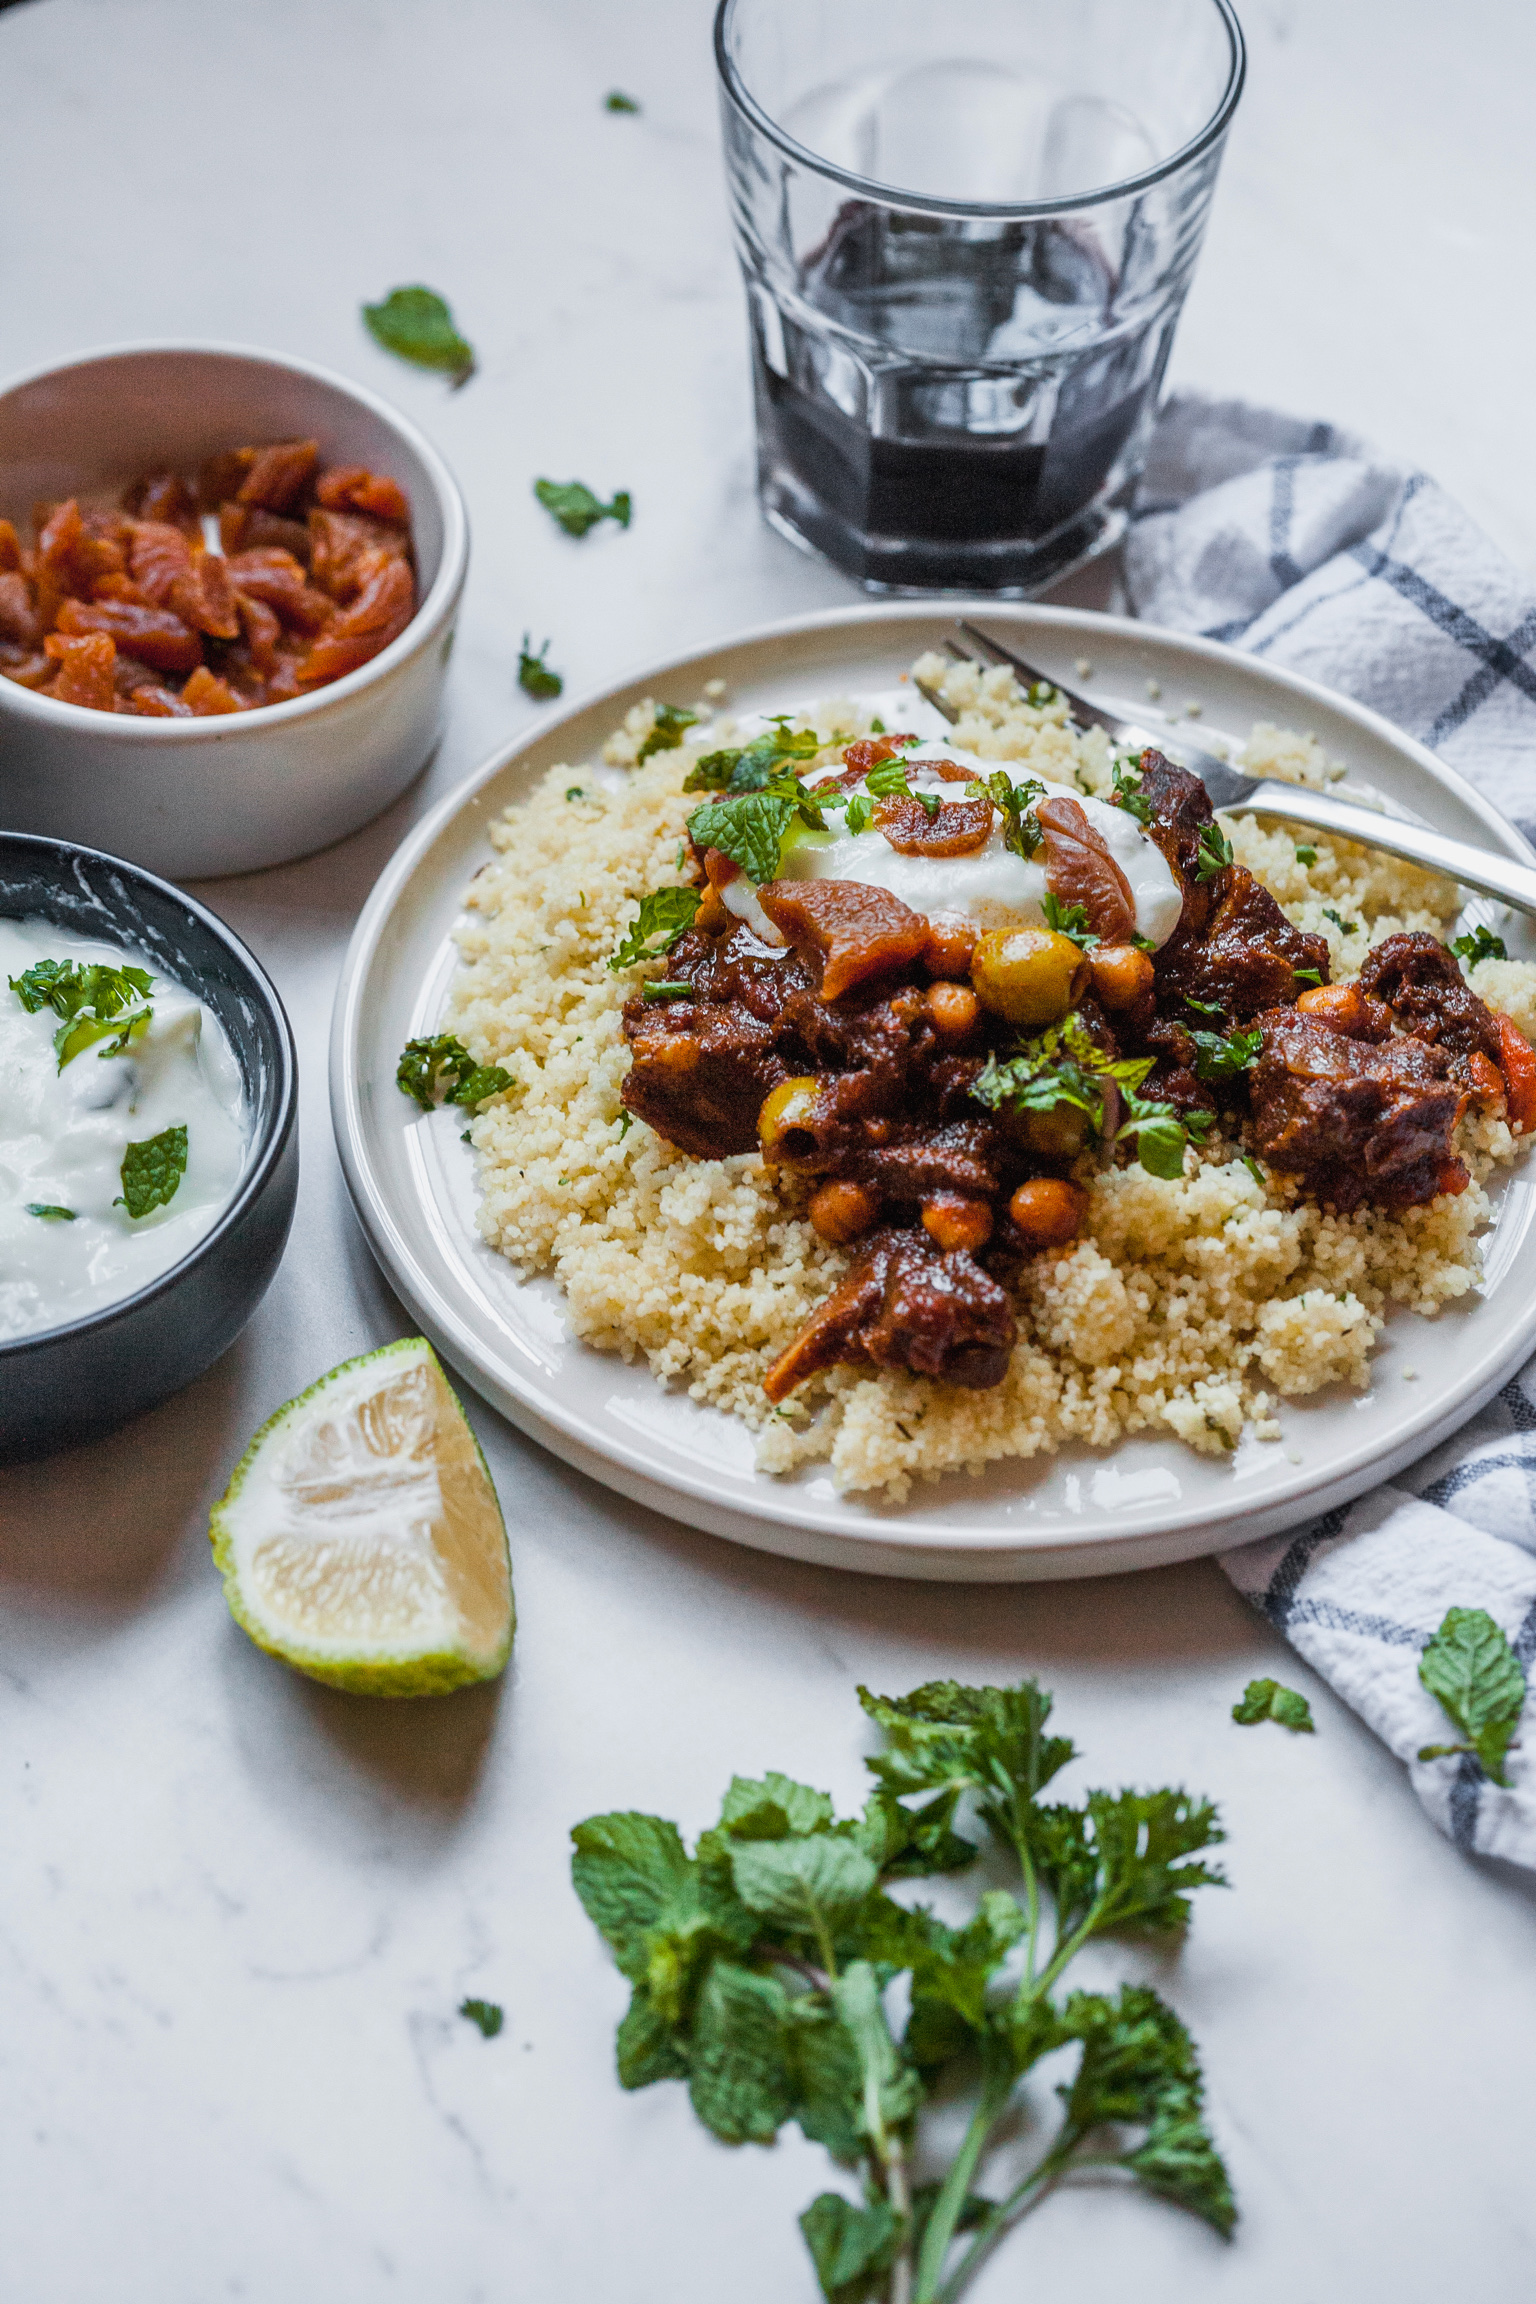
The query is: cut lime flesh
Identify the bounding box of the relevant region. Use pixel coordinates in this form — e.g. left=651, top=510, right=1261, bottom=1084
left=210, top=1337, right=514, bottom=1697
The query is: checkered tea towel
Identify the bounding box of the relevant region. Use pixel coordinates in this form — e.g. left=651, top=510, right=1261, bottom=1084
left=1125, top=391, right=1536, bottom=1864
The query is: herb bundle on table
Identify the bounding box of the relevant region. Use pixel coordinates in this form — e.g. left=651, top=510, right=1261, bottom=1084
left=572, top=1678, right=1232, bottom=2303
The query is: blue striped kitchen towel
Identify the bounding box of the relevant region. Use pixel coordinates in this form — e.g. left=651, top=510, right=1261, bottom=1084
left=1126, top=391, right=1536, bottom=1863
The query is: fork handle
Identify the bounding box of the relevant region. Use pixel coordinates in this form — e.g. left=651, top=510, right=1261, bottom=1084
left=1241, top=782, right=1536, bottom=920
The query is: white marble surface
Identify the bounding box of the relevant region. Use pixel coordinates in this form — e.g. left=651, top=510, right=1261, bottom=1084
left=4, top=1, right=1536, bottom=2297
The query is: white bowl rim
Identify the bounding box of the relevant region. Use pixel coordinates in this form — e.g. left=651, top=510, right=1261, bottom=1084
left=0, top=337, right=469, bottom=737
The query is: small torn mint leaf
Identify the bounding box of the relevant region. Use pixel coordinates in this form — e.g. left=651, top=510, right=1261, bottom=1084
left=459, top=1997, right=504, bottom=2038
left=116, top=1124, right=187, bottom=1219
left=609, top=887, right=701, bottom=970
left=26, top=1203, right=76, bottom=1220
left=605, top=89, right=641, bottom=113
left=396, top=1034, right=513, bottom=1112
left=1417, top=1606, right=1525, bottom=1785
left=362, top=285, right=476, bottom=386
left=1452, top=924, right=1507, bottom=966
left=637, top=704, right=699, bottom=763
left=1232, top=1678, right=1315, bottom=1733
left=534, top=478, right=632, bottom=538
left=517, top=634, right=563, bottom=700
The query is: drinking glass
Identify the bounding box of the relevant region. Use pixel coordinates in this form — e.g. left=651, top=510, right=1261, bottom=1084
left=715, top=0, right=1245, bottom=594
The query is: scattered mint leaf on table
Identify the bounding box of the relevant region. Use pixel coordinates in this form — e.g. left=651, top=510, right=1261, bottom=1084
left=117, top=1124, right=187, bottom=1219
left=459, top=1997, right=503, bottom=2038
left=609, top=887, right=701, bottom=970
left=572, top=1678, right=1232, bottom=2304
left=1232, top=1677, right=1315, bottom=1732
left=517, top=634, right=563, bottom=700
left=605, top=89, right=641, bottom=113
left=1453, top=924, right=1507, bottom=966
left=1417, top=1606, right=1525, bottom=1785
left=26, top=1203, right=76, bottom=1220
left=534, top=478, right=632, bottom=538
left=362, top=285, right=476, bottom=387
left=396, top=1033, right=512, bottom=1112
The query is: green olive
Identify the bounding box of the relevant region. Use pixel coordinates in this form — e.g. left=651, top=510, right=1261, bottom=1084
left=1016, top=1104, right=1091, bottom=1159
left=970, top=927, right=1089, bottom=1029
left=757, top=1076, right=822, bottom=1159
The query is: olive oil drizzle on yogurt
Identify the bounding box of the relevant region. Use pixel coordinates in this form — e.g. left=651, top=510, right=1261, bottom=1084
left=0, top=917, right=247, bottom=1342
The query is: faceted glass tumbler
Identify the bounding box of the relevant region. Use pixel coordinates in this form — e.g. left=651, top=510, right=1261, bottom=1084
left=715, top=0, right=1245, bottom=595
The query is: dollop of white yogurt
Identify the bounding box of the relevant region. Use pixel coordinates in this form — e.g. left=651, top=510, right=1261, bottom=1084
left=715, top=727, right=1184, bottom=951
left=0, top=917, right=248, bottom=1343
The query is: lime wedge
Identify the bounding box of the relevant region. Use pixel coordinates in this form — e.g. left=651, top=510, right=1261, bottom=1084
left=210, top=1338, right=514, bottom=1696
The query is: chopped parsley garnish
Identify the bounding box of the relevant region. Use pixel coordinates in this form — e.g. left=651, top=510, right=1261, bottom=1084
left=517, top=633, right=562, bottom=700
left=1025, top=677, right=1059, bottom=706
left=965, top=769, right=1046, bottom=859
left=1294, top=845, right=1317, bottom=866
left=868, top=716, right=886, bottom=734
left=1110, top=758, right=1153, bottom=825
left=565, top=785, right=586, bottom=802
left=604, top=89, right=640, bottom=112
left=1416, top=1606, right=1525, bottom=1785
left=1040, top=892, right=1099, bottom=951
left=361, top=285, right=475, bottom=387
left=971, top=1012, right=1212, bottom=1179
left=26, top=1203, right=76, bottom=1220
left=116, top=1124, right=187, bottom=1219
left=636, top=704, right=699, bottom=762
left=616, top=1111, right=634, bottom=1139
left=1322, top=907, right=1359, bottom=938
left=534, top=477, right=632, bottom=538
left=1195, top=822, right=1234, bottom=881
left=1183, top=994, right=1225, bottom=1018
left=1240, top=1154, right=1266, bottom=1188
left=396, top=1033, right=513, bottom=1112
left=10, top=957, right=155, bottom=1070
left=1452, top=924, right=1507, bottom=966
left=685, top=718, right=820, bottom=793
left=572, top=1675, right=1233, bottom=2304
left=641, top=980, right=693, bottom=1002
left=609, top=887, right=702, bottom=969
left=459, top=1997, right=504, bottom=2037
left=1130, top=930, right=1158, bottom=954
left=1232, top=1678, right=1315, bottom=1732
left=1189, top=1025, right=1262, bottom=1083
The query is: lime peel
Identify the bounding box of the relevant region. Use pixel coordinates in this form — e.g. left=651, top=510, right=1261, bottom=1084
left=210, top=1337, right=513, bottom=1697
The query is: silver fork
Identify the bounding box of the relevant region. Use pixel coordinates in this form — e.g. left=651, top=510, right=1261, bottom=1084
left=916, top=619, right=1536, bottom=923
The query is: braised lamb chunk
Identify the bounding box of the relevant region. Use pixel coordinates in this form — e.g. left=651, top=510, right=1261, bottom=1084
left=620, top=925, right=816, bottom=1155
left=1138, top=1017, right=1221, bottom=1126
left=1358, top=931, right=1501, bottom=1065
left=1133, top=749, right=1218, bottom=916
left=1249, top=1006, right=1463, bottom=1211
left=1155, top=866, right=1329, bottom=1022
left=762, top=1227, right=1016, bottom=1401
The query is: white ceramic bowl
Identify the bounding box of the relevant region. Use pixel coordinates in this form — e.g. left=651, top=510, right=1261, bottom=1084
left=0, top=342, right=469, bottom=879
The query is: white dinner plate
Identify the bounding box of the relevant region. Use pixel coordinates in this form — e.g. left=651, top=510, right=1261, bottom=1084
left=330, top=602, right=1536, bottom=1580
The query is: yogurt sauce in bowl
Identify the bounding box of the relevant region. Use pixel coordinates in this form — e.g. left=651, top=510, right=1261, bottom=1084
left=0, top=917, right=247, bottom=1342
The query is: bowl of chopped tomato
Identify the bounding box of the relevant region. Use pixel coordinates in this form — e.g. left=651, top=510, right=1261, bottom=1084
left=0, top=342, right=468, bottom=877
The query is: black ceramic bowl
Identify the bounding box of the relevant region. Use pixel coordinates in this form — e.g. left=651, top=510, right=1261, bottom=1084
left=0, top=833, right=298, bottom=1461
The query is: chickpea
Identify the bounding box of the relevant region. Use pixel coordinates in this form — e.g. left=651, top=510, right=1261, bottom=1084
left=809, top=1179, right=880, bottom=1245
left=970, top=927, right=1088, bottom=1029
left=1008, top=1177, right=1090, bottom=1250
left=1296, top=981, right=1389, bottom=1040
left=1087, top=942, right=1155, bottom=1014
left=649, top=1034, right=700, bottom=1073
left=757, top=1076, right=821, bottom=1159
left=923, top=919, right=977, bottom=979
left=925, top=981, right=981, bottom=1042
left=921, top=1194, right=994, bottom=1254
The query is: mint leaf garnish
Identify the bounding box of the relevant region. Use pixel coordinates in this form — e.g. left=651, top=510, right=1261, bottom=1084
left=636, top=704, right=698, bottom=762
left=459, top=1997, right=503, bottom=2037
left=517, top=633, right=562, bottom=699
left=686, top=787, right=799, bottom=883
left=1232, top=1678, right=1315, bottom=1733
left=605, top=89, right=641, bottom=112
left=534, top=478, right=632, bottom=537
left=26, top=1203, right=76, bottom=1220
left=1323, top=906, right=1359, bottom=937
left=1417, top=1606, right=1525, bottom=1785
left=362, top=285, right=476, bottom=386
left=1040, top=892, right=1099, bottom=950
left=11, top=956, right=154, bottom=1069
left=1190, top=1025, right=1262, bottom=1083
left=116, top=1124, right=187, bottom=1219
left=396, top=1033, right=512, bottom=1112
left=609, top=887, right=702, bottom=970
left=685, top=719, right=821, bottom=793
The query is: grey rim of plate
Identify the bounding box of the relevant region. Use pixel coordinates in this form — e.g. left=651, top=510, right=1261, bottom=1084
left=329, top=601, right=1536, bottom=1582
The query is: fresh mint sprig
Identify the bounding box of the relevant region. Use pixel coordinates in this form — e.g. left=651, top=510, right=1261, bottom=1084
left=535, top=477, right=632, bottom=538
left=1416, top=1607, right=1525, bottom=1785
left=572, top=1679, right=1232, bottom=2304
left=11, top=956, right=155, bottom=1070
left=970, top=1014, right=1212, bottom=1181
left=609, top=887, right=702, bottom=970
left=686, top=720, right=822, bottom=794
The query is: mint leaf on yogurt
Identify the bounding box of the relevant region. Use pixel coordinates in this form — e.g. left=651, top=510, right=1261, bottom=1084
left=116, top=1124, right=188, bottom=1219
left=26, top=1203, right=77, bottom=1221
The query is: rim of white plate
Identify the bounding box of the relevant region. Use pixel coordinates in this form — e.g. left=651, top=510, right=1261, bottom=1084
left=330, top=600, right=1536, bottom=1579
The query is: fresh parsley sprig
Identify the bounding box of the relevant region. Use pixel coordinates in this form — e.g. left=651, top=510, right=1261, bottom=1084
left=1452, top=924, right=1507, bottom=967
left=1040, top=892, right=1098, bottom=950
left=10, top=957, right=155, bottom=1070
left=1110, top=758, right=1153, bottom=825
left=971, top=1013, right=1213, bottom=1181
left=609, top=887, right=702, bottom=970
left=1195, top=822, right=1234, bottom=882
left=964, top=770, right=1046, bottom=860
left=396, top=1033, right=513, bottom=1112
left=572, top=1678, right=1232, bottom=2304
